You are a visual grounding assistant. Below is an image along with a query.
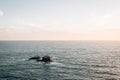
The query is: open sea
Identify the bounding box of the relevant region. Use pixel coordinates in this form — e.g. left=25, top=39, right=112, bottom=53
left=0, top=41, right=120, bottom=80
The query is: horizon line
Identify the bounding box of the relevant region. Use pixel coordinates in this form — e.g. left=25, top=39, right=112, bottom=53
left=0, top=40, right=120, bottom=41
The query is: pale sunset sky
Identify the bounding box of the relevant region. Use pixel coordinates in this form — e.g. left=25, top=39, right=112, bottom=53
left=0, top=0, right=120, bottom=40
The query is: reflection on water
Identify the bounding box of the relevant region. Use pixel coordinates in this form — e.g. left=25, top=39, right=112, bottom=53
left=0, top=41, right=120, bottom=80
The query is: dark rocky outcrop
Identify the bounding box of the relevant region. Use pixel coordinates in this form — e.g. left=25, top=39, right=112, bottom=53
left=29, top=55, right=52, bottom=63
left=41, top=55, right=52, bottom=62
left=29, top=56, right=41, bottom=60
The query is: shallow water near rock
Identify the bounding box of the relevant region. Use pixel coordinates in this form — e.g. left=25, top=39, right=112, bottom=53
left=0, top=41, right=120, bottom=80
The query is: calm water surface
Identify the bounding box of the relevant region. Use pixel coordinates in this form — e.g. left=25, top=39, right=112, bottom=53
left=0, top=41, right=120, bottom=80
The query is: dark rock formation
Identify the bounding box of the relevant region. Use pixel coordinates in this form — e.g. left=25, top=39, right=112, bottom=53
left=41, top=55, right=52, bottom=62
left=29, top=55, right=52, bottom=63
left=29, top=56, right=41, bottom=60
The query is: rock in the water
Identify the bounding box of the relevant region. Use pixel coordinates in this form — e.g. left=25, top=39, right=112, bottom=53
left=29, top=55, right=52, bottom=63
left=41, top=55, right=52, bottom=62
left=29, top=56, right=41, bottom=60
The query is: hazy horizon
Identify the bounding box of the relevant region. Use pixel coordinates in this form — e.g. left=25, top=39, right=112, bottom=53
left=0, top=0, right=120, bottom=40
left=0, top=40, right=120, bottom=42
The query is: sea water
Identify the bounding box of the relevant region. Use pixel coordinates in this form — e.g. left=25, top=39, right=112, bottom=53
left=0, top=41, right=120, bottom=80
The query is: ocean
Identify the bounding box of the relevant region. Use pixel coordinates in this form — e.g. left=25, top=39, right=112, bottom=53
left=0, top=41, right=120, bottom=80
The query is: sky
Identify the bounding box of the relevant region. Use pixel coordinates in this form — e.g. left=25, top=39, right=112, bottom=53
left=0, top=0, right=120, bottom=40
